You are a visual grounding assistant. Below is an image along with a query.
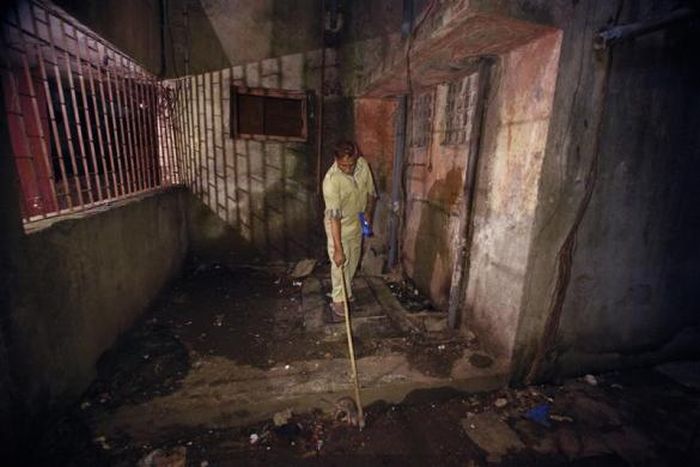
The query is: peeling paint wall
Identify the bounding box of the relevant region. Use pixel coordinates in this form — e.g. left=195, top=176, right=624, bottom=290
left=465, top=32, right=561, bottom=358
left=502, top=0, right=700, bottom=381
left=403, top=73, right=480, bottom=307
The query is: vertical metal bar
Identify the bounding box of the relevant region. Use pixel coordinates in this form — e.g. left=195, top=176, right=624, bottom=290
left=185, top=77, right=196, bottom=189
left=195, top=75, right=205, bottom=199
left=230, top=76, right=241, bottom=226
left=33, top=24, right=72, bottom=209
left=46, top=11, right=84, bottom=207
left=180, top=79, right=192, bottom=189
left=101, top=43, right=127, bottom=197
left=1, top=22, right=45, bottom=217
left=131, top=64, right=149, bottom=190
left=166, top=84, right=179, bottom=184
left=218, top=69, right=229, bottom=223
left=114, top=53, right=138, bottom=193
left=31, top=3, right=73, bottom=211
left=81, top=34, right=113, bottom=199
left=121, top=56, right=144, bottom=192
left=15, top=6, right=59, bottom=214
left=173, top=81, right=185, bottom=185
left=72, top=28, right=103, bottom=201
left=175, top=79, right=194, bottom=189
left=144, top=75, right=158, bottom=187
left=109, top=48, right=134, bottom=194
left=146, top=79, right=160, bottom=187
left=158, top=81, right=172, bottom=185
left=61, top=21, right=94, bottom=204
left=198, top=75, right=208, bottom=204
left=208, top=72, right=219, bottom=216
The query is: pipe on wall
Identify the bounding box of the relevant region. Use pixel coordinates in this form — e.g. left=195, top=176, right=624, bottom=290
left=388, top=95, right=407, bottom=267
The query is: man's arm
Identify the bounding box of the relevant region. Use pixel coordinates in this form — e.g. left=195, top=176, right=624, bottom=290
left=365, top=193, right=377, bottom=228
left=329, top=218, right=345, bottom=266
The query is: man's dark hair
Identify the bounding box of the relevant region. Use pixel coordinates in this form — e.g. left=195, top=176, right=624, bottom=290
left=333, top=141, right=359, bottom=159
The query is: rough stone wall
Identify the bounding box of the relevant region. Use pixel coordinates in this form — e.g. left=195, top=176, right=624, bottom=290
left=172, top=49, right=339, bottom=260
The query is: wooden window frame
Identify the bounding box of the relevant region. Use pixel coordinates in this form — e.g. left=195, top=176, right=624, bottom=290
left=230, top=86, right=308, bottom=142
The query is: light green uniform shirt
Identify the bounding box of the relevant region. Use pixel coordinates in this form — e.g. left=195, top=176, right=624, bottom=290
left=322, top=156, right=376, bottom=239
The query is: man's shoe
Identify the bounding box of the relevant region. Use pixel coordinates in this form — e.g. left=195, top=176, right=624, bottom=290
left=325, top=292, right=355, bottom=302
left=327, top=302, right=345, bottom=323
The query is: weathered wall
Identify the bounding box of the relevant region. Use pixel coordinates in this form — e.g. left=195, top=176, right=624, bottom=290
left=343, top=1, right=561, bottom=358
left=3, top=189, right=188, bottom=419
left=469, top=0, right=700, bottom=381
left=52, top=0, right=164, bottom=74
left=402, top=73, right=480, bottom=307
left=163, top=0, right=322, bottom=77
left=171, top=49, right=340, bottom=260
left=464, top=32, right=561, bottom=357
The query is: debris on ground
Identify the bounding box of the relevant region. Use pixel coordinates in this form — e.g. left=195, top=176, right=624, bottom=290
left=461, top=411, right=526, bottom=463
left=273, top=408, right=293, bottom=427
left=137, top=447, right=186, bottom=467
left=525, top=403, right=551, bottom=427
left=584, top=374, right=598, bottom=386
left=290, top=258, right=317, bottom=278
left=494, top=397, right=508, bottom=408
left=387, top=280, right=434, bottom=312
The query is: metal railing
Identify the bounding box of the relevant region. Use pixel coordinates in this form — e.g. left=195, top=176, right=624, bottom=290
left=1, top=1, right=181, bottom=224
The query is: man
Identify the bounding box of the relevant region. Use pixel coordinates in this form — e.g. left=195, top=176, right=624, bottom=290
left=322, top=141, right=377, bottom=322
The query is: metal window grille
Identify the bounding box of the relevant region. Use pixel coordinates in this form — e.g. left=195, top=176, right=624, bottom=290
left=410, top=90, right=433, bottom=148
left=442, top=73, right=478, bottom=146
left=1, top=0, right=181, bottom=224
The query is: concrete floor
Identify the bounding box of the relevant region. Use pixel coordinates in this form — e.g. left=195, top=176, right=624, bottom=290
left=69, top=259, right=504, bottom=445
left=29, top=260, right=700, bottom=466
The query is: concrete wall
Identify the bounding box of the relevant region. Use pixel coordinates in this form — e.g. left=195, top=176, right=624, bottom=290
left=1, top=188, right=188, bottom=423
left=52, top=0, right=164, bottom=74
left=172, top=49, right=340, bottom=260
left=500, top=0, right=700, bottom=381
left=343, top=2, right=561, bottom=358
left=343, top=0, right=700, bottom=380
left=464, top=32, right=561, bottom=358
left=402, top=73, right=480, bottom=307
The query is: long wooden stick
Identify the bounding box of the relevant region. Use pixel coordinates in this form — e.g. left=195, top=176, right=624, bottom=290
left=339, top=264, right=365, bottom=430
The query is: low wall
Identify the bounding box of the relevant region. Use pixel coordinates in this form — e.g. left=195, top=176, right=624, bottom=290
left=6, top=189, right=188, bottom=414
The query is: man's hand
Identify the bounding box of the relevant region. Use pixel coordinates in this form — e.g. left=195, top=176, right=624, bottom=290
left=333, top=248, right=346, bottom=267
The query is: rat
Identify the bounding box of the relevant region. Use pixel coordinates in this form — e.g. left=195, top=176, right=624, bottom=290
left=323, top=396, right=362, bottom=427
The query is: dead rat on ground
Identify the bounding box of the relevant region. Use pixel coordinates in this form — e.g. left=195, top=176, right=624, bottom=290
left=322, top=396, right=360, bottom=427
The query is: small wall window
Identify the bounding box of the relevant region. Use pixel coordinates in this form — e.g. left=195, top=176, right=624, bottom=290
left=231, top=86, right=308, bottom=141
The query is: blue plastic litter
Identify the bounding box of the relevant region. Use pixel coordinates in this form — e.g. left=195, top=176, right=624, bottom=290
left=525, top=403, right=551, bottom=427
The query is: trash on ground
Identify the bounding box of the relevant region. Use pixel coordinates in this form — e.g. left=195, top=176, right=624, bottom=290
left=213, top=314, right=224, bottom=327
left=93, top=435, right=111, bottom=450
left=550, top=414, right=574, bottom=423
left=494, top=398, right=508, bottom=408
left=137, top=447, right=187, bottom=467
left=249, top=433, right=259, bottom=444
left=584, top=374, right=598, bottom=386
left=273, top=408, right=293, bottom=427
left=275, top=422, right=303, bottom=441
left=290, top=258, right=317, bottom=278
left=525, top=403, right=551, bottom=427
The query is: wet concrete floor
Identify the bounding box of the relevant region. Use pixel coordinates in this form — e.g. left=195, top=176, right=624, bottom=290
left=26, top=260, right=700, bottom=465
